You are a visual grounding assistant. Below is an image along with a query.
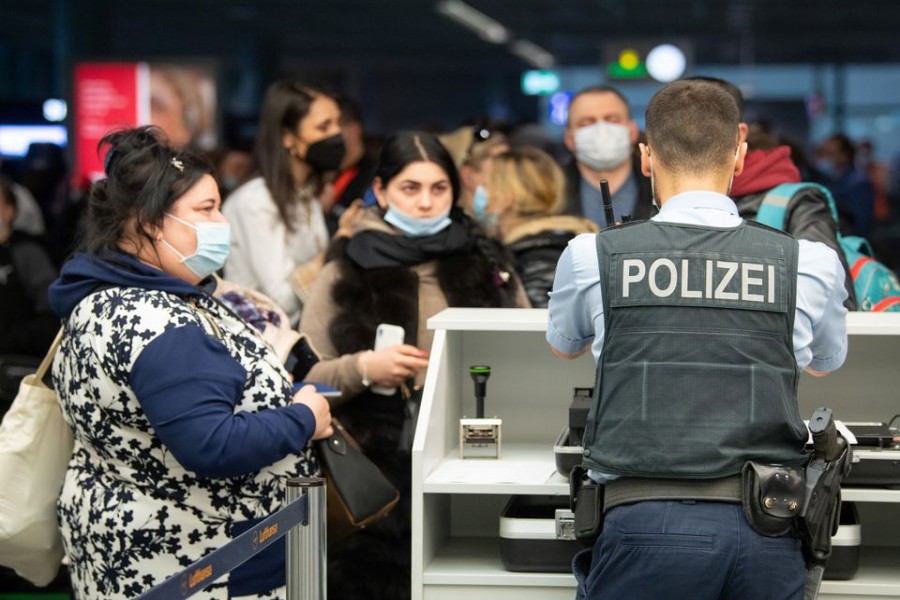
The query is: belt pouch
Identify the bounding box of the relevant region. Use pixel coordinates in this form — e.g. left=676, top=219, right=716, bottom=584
left=741, top=461, right=805, bottom=537
left=569, top=465, right=603, bottom=547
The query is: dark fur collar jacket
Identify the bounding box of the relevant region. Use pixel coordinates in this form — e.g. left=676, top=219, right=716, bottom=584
left=325, top=236, right=519, bottom=356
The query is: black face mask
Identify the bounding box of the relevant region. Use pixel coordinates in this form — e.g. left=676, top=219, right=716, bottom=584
left=304, top=133, right=346, bottom=172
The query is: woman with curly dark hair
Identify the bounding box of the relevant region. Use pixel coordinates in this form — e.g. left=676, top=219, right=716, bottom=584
left=49, top=126, right=332, bottom=599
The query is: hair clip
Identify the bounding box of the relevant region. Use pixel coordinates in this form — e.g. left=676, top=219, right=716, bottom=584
left=103, top=148, right=118, bottom=174
left=170, top=157, right=185, bottom=172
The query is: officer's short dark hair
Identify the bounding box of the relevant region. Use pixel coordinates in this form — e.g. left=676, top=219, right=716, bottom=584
left=645, top=79, right=740, bottom=175
left=684, top=76, right=744, bottom=117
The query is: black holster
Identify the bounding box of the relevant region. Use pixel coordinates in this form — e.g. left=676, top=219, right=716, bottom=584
left=741, top=441, right=852, bottom=571
left=741, top=461, right=806, bottom=537
left=796, top=441, right=852, bottom=567
left=569, top=465, right=604, bottom=547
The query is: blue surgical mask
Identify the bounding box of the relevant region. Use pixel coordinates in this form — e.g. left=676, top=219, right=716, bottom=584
left=472, top=185, right=497, bottom=229
left=162, top=213, right=231, bottom=278
left=384, top=204, right=452, bottom=237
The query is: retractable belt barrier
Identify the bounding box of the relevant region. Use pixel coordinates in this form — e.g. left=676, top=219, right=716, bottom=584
left=136, top=477, right=326, bottom=600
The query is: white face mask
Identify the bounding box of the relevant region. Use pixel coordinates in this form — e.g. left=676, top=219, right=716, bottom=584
left=573, top=121, right=632, bottom=171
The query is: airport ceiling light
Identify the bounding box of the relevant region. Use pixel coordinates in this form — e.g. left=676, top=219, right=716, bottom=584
left=511, top=40, right=556, bottom=69
left=646, top=44, right=687, bottom=83
left=436, top=0, right=510, bottom=44
left=43, top=99, right=67, bottom=122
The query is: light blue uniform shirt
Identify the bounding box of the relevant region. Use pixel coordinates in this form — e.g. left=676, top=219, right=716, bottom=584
left=547, top=190, right=849, bottom=373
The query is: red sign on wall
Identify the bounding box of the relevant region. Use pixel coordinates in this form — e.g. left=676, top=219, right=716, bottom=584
left=73, top=62, right=148, bottom=185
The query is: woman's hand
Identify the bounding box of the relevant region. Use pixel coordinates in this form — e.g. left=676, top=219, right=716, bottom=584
left=334, top=199, right=365, bottom=239
left=360, top=344, right=429, bottom=388
left=292, top=384, right=334, bottom=440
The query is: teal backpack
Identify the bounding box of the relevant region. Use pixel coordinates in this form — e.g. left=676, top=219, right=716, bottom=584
left=756, top=182, right=900, bottom=312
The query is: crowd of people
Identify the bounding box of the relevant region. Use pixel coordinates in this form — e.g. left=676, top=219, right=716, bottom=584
left=0, top=74, right=890, bottom=598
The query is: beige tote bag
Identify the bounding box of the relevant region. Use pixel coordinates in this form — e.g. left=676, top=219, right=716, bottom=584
left=0, top=330, right=72, bottom=586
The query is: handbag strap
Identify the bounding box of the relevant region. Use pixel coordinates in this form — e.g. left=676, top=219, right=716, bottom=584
left=36, top=283, right=115, bottom=389
left=36, top=328, right=64, bottom=390
left=187, top=297, right=225, bottom=340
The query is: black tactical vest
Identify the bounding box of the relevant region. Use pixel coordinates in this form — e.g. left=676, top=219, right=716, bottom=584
left=582, top=219, right=808, bottom=479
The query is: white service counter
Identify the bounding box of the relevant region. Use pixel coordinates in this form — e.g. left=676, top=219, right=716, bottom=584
left=410, top=308, right=900, bottom=600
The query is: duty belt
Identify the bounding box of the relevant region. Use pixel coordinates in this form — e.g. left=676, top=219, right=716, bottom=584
left=603, top=474, right=743, bottom=512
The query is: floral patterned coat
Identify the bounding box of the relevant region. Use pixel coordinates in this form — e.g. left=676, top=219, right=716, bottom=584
left=50, top=254, right=316, bottom=600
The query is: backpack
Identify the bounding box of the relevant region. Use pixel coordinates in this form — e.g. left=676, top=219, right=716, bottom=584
left=756, top=182, right=900, bottom=312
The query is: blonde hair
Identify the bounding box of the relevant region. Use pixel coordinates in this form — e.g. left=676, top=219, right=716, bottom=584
left=463, top=132, right=508, bottom=169
left=438, top=126, right=509, bottom=170
left=489, top=146, right=565, bottom=216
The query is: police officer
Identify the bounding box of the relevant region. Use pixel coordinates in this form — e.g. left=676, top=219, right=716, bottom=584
left=547, top=79, right=849, bottom=600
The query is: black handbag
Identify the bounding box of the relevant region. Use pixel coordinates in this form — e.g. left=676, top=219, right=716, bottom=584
left=315, top=418, right=400, bottom=540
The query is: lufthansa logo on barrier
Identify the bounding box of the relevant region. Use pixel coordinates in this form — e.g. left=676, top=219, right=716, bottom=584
left=181, top=575, right=189, bottom=596
left=252, top=530, right=260, bottom=550
left=188, top=565, right=213, bottom=590
left=258, top=523, right=278, bottom=545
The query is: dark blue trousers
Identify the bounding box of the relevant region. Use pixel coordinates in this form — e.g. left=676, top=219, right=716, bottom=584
left=573, top=500, right=804, bottom=600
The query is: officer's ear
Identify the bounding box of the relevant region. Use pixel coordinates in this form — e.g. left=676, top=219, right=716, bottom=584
left=733, top=142, right=748, bottom=177
left=639, top=143, right=652, bottom=177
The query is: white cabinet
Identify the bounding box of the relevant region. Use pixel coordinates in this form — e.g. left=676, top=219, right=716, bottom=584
left=411, top=309, right=900, bottom=600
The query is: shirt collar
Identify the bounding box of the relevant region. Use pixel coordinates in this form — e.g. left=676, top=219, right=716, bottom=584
left=654, top=191, right=739, bottom=218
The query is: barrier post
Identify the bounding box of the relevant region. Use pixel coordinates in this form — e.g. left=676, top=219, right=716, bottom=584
left=286, top=477, right=326, bottom=600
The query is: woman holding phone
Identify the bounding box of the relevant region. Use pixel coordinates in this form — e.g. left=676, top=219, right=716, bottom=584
left=300, top=130, right=529, bottom=599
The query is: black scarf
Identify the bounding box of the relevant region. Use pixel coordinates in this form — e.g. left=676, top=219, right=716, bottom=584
left=345, top=222, right=471, bottom=269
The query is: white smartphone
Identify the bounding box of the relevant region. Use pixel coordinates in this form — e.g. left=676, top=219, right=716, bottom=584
left=371, top=323, right=405, bottom=396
